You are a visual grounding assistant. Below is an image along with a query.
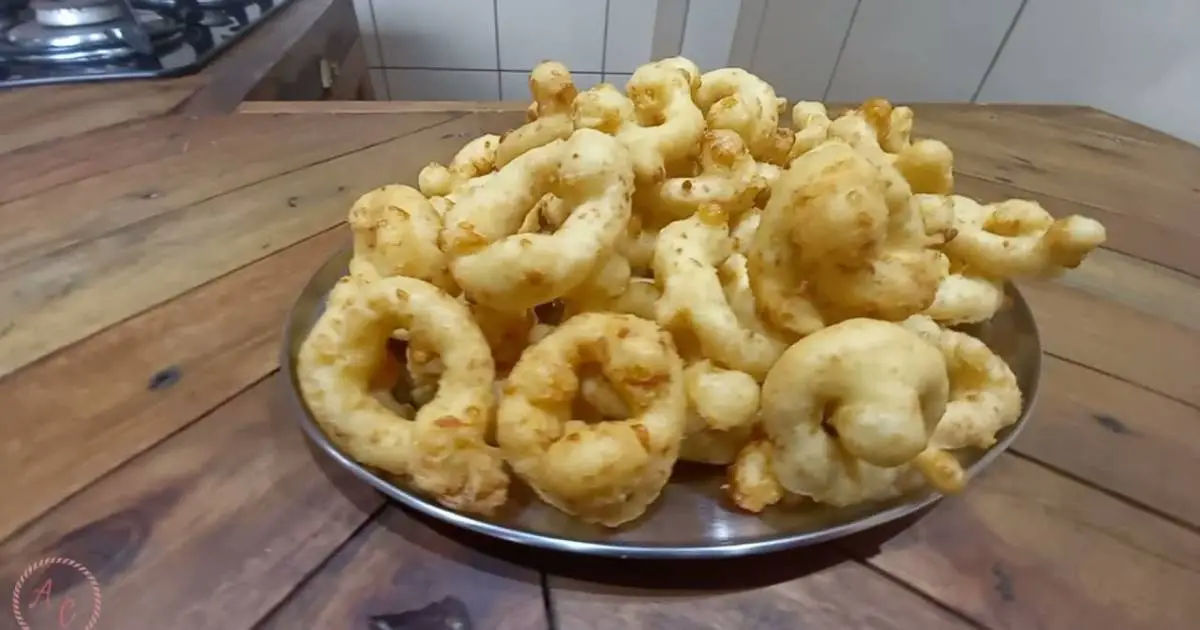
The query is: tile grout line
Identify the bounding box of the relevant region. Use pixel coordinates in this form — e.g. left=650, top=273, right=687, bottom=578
left=822, top=0, right=861, bottom=101
left=600, top=0, right=611, bottom=81
left=366, top=0, right=390, bottom=99
left=493, top=0, right=503, bottom=99
left=971, top=0, right=1028, bottom=103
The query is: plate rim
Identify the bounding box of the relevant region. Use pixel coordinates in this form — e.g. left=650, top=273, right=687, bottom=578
left=278, top=246, right=1042, bottom=559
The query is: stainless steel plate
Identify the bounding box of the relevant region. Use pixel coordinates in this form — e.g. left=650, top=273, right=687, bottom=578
left=280, top=246, right=1042, bottom=559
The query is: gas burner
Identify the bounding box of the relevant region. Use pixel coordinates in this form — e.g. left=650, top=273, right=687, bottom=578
left=32, top=0, right=122, bottom=27
left=134, top=0, right=250, bottom=8
left=5, top=6, right=182, bottom=62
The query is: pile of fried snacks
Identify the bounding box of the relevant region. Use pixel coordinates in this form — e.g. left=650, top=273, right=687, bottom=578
left=297, top=58, right=1107, bottom=528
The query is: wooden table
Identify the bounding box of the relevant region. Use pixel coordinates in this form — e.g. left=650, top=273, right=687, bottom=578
left=0, top=100, right=1197, bottom=630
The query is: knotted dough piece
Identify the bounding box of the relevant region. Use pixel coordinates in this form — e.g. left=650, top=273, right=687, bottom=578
left=902, top=315, right=1023, bottom=450
left=939, top=195, right=1107, bottom=278
left=497, top=313, right=687, bottom=527
left=696, top=68, right=788, bottom=164
left=829, top=98, right=955, bottom=195
left=655, top=211, right=787, bottom=380
left=573, top=57, right=705, bottom=183
left=440, top=128, right=635, bottom=312
left=297, top=275, right=507, bottom=515
left=496, top=61, right=579, bottom=167
left=418, top=134, right=500, bottom=198
left=743, top=319, right=964, bottom=508
left=639, top=129, right=768, bottom=222
left=347, top=185, right=455, bottom=291
left=785, top=140, right=950, bottom=324
left=678, top=360, right=760, bottom=465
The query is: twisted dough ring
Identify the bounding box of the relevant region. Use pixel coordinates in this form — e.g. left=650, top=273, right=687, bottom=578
left=744, top=319, right=963, bottom=508
left=497, top=313, right=687, bottom=527
left=678, top=359, right=760, bottom=465
left=654, top=212, right=787, bottom=380
left=573, top=57, right=705, bottom=183
left=696, top=68, right=789, bottom=164
left=938, top=195, right=1107, bottom=278
left=495, top=61, right=578, bottom=167
left=902, top=315, right=1023, bottom=450
left=640, top=129, right=768, bottom=222
left=297, top=275, right=507, bottom=515
left=347, top=185, right=455, bottom=291
left=440, top=128, right=635, bottom=312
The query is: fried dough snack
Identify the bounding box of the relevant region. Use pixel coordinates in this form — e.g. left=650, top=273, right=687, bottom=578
left=496, top=313, right=687, bottom=526
left=441, top=128, right=635, bottom=311
left=573, top=58, right=705, bottom=183
left=902, top=316, right=1023, bottom=450
left=790, top=101, right=833, bottom=158
left=679, top=360, right=760, bottom=465
left=696, top=68, right=787, bottom=164
left=939, top=195, right=1107, bottom=278
left=496, top=61, right=578, bottom=167
left=418, top=134, right=500, bottom=198
left=738, top=319, right=963, bottom=508
left=654, top=212, right=786, bottom=379
left=348, top=185, right=455, bottom=291
left=640, top=130, right=768, bottom=221
left=297, top=275, right=507, bottom=514
left=299, top=57, right=1116, bottom=528
left=777, top=140, right=950, bottom=324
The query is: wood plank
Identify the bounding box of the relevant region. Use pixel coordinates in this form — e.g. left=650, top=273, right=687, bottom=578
left=1019, top=280, right=1200, bottom=406
left=0, top=228, right=345, bottom=541
left=847, top=456, right=1200, bottom=630
left=260, top=508, right=547, bottom=629
left=0, top=77, right=205, bottom=156
left=549, top=557, right=973, bottom=630
left=237, top=100, right=529, bottom=114
left=913, top=106, right=1200, bottom=247
left=1015, top=356, right=1200, bottom=527
left=0, top=377, right=383, bottom=629
left=0, top=116, right=190, bottom=206
left=0, top=110, right=524, bottom=377
left=957, top=174, right=1200, bottom=278
left=0, top=111, right=456, bottom=273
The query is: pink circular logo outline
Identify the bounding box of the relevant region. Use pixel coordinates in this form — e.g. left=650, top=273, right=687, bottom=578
left=10, top=556, right=102, bottom=630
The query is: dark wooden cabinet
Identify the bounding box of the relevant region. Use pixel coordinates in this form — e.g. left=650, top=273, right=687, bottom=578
left=243, top=0, right=374, bottom=102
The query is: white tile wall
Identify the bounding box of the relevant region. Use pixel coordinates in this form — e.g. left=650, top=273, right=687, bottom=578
left=386, top=69, right=499, bottom=101
left=750, top=0, right=858, bottom=101
left=497, top=0, right=607, bottom=72
left=347, top=0, right=1200, bottom=144
left=374, top=0, right=497, bottom=69
left=605, top=0, right=657, bottom=74
left=680, top=0, right=740, bottom=71
left=826, top=0, right=1023, bottom=103
left=977, top=0, right=1200, bottom=145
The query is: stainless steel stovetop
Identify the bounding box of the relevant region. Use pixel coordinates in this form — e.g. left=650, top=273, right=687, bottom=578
left=0, top=0, right=295, bottom=88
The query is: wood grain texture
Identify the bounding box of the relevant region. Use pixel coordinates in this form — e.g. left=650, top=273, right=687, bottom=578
left=1015, top=356, right=1200, bottom=527
left=848, top=456, right=1200, bottom=630
left=549, top=558, right=973, bottom=630
left=1020, top=279, right=1200, bottom=406
left=0, top=111, right=453, bottom=274
left=0, top=77, right=205, bottom=156
left=260, top=508, right=547, bottom=629
left=0, top=111, right=524, bottom=377
left=0, top=377, right=382, bottom=630
left=0, top=228, right=345, bottom=541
